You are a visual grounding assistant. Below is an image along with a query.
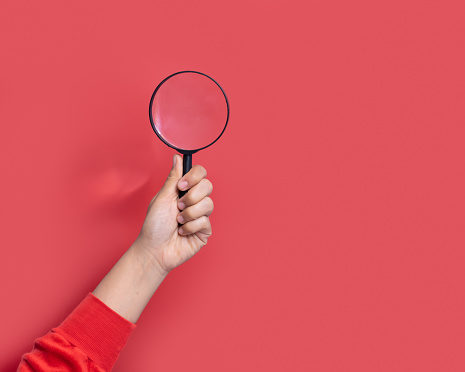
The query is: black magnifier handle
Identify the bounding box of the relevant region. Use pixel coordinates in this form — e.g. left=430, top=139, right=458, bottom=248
left=179, top=153, right=192, bottom=198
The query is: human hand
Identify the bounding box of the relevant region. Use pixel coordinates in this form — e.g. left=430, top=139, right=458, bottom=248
left=134, top=154, right=214, bottom=276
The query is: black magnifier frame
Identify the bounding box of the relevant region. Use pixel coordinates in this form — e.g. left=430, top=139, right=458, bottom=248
left=149, top=70, right=230, bottom=196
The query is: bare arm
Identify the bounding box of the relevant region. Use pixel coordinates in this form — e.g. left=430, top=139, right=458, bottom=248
left=92, top=154, right=214, bottom=323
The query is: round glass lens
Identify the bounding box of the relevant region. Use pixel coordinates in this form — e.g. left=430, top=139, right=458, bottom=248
left=151, top=72, right=228, bottom=151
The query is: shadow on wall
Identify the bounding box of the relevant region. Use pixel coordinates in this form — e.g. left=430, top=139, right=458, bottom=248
left=62, top=112, right=171, bottom=249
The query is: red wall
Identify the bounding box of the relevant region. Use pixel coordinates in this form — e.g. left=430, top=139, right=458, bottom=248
left=1, top=1, right=464, bottom=371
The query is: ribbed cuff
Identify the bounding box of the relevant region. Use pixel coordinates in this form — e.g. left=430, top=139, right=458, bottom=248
left=52, top=292, right=136, bottom=372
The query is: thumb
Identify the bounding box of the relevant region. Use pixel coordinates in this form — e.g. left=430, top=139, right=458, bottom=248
left=158, top=154, right=183, bottom=198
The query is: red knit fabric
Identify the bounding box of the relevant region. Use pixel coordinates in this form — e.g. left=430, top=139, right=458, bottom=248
left=17, top=293, right=136, bottom=372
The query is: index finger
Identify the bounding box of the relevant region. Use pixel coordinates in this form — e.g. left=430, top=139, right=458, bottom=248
left=177, top=164, right=207, bottom=191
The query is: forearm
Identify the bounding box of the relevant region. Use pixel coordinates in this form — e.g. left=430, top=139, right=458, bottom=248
left=92, top=240, right=168, bottom=323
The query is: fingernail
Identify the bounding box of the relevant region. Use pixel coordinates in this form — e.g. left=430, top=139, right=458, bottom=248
left=177, top=215, right=184, bottom=224
left=178, top=201, right=185, bottom=210
left=179, top=180, right=188, bottom=190
left=178, top=227, right=184, bottom=234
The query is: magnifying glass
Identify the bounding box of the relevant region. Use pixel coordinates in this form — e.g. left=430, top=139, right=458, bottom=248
left=149, top=71, right=229, bottom=197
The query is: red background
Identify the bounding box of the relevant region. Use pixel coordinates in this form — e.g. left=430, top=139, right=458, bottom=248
left=1, top=1, right=464, bottom=371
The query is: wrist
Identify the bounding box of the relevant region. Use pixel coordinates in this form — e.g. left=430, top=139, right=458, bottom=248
left=92, top=240, right=168, bottom=324
left=130, top=238, right=170, bottom=279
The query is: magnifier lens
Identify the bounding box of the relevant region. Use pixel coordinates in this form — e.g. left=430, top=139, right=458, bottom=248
left=149, top=71, right=229, bottom=197
left=151, top=72, right=228, bottom=151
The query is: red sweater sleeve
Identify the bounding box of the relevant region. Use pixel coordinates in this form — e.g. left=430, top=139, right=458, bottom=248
left=17, top=293, right=136, bottom=372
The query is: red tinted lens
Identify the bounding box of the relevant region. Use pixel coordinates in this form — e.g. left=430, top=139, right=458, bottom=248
left=151, top=72, right=228, bottom=151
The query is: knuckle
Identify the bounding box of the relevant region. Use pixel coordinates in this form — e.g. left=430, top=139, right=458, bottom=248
left=196, top=165, right=207, bottom=177
left=201, top=179, right=213, bottom=194
left=206, top=197, right=214, bottom=211
left=192, top=165, right=207, bottom=178
left=199, top=215, right=210, bottom=227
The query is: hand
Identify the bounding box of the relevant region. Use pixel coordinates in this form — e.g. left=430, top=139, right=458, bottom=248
left=134, top=154, right=214, bottom=275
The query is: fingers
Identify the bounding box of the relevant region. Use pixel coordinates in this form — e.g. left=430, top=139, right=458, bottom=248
left=177, top=197, right=214, bottom=224
left=178, top=178, right=213, bottom=210
left=178, top=216, right=212, bottom=237
left=175, top=163, right=213, bottom=239
left=177, top=165, right=207, bottom=193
